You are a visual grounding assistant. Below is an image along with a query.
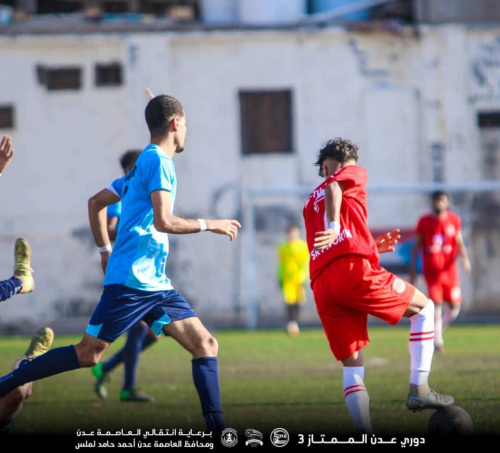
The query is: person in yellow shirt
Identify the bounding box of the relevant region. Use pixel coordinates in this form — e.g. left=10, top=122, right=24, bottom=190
left=277, top=224, right=310, bottom=335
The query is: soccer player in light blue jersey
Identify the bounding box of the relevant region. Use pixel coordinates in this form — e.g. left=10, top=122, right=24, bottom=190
left=0, top=95, right=241, bottom=433
left=92, top=150, right=159, bottom=403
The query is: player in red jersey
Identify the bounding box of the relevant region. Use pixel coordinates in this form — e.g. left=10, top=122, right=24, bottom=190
left=409, top=192, right=471, bottom=352
left=303, top=138, right=454, bottom=434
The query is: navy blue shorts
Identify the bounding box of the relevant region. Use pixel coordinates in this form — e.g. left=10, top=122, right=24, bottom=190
left=86, top=285, right=197, bottom=343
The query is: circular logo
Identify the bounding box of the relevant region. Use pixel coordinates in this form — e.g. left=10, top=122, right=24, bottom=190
left=392, top=278, right=406, bottom=294
left=221, top=428, right=238, bottom=448
left=245, top=429, right=264, bottom=447
left=270, top=428, right=289, bottom=447
left=446, top=225, right=456, bottom=237
left=450, top=286, right=461, bottom=302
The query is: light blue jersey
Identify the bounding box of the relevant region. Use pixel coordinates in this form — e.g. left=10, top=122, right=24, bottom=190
left=107, top=200, right=122, bottom=219
left=103, top=144, right=177, bottom=291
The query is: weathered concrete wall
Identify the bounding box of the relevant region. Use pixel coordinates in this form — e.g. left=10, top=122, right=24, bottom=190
left=0, top=24, right=498, bottom=333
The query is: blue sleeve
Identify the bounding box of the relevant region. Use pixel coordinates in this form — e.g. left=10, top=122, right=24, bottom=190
left=110, top=176, right=126, bottom=198
left=147, top=155, right=174, bottom=194
left=107, top=201, right=122, bottom=219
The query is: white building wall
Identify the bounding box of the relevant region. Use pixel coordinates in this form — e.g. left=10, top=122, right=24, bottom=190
left=0, top=24, right=498, bottom=332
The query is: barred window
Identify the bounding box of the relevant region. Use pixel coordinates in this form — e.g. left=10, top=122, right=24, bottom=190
left=95, top=63, right=123, bottom=87
left=0, top=106, right=15, bottom=129
left=37, top=66, right=82, bottom=91
left=239, top=90, right=294, bottom=155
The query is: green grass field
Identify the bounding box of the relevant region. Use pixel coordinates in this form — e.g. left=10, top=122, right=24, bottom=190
left=1, top=326, right=499, bottom=437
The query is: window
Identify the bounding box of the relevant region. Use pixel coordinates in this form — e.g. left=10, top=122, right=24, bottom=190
left=478, top=112, right=500, bottom=179
left=0, top=106, right=14, bottom=129
left=103, top=1, right=129, bottom=13
left=95, top=63, right=123, bottom=87
left=37, top=65, right=82, bottom=91
left=37, top=1, right=82, bottom=14
left=478, top=112, right=500, bottom=128
left=239, top=90, right=293, bottom=155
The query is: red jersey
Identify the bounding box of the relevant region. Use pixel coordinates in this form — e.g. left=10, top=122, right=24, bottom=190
left=303, top=165, right=379, bottom=283
left=416, top=211, right=461, bottom=276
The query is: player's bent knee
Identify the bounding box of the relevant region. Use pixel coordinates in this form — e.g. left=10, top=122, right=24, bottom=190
left=202, top=335, right=218, bottom=355
left=410, top=299, right=434, bottom=320
left=193, top=335, right=218, bottom=358
left=405, top=288, right=433, bottom=317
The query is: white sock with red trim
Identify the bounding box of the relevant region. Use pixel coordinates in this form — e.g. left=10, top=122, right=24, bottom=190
left=343, top=366, right=373, bottom=434
left=409, top=301, right=435, bottom=393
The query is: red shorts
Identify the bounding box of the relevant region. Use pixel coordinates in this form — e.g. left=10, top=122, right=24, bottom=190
left=425, top=267, right=461, bottom=306
left=312, top=255, right=415, bottom=361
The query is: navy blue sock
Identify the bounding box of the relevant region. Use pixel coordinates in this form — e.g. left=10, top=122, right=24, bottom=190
left=142, top=332, right=157, bottom=351
left=123, top=323, right=149, bottom=390
left=102, top=350, right=125, bottom=374
left=101, top=324, right=156, bottom=376
left=0, top=277, right=23, bottom=303
left=192, top=357, right=226, bottom=432
left=0, top=346, right=80, bottom=397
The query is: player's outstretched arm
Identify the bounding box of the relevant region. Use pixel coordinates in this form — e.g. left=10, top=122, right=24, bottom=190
left=152, top=190, right=241, bottom=241
left=375, top=229, right=401, bottom=254
left=456, top=231, right=471, bottom=275
left=0, top=135, right=14, bottom=174
left=313, top=181, right=344, bottom=251
left=409, top=234, right=422, bottom=285
left=89, top=188, right=121, bottom=273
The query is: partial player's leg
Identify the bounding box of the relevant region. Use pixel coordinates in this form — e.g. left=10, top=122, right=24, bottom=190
left=0, top=385, right=31, bottom=432
left=286, top=304, right=300, bottom=336
left=440, top=277, right=462, bottom=347
left=337, top=259, right=454, bottom=413
left=0, top=327, right=54, bottom=432
left=424, top=275, right=445, bottom=352
left=0, top=277, right=23, bottom=303
left=435, top=300, right=460, bottom=352
left=92, top=322, right=157, bottom=401
left=0, top=333, right=107, bottom=398
left=341, top=350, right=373, bottom=434
left=88, top=284, right=186, bottom=403
left=162, top=317, right=225, bottom=433
left=312, top=258, right=373, bottom=434
left=434, top=303, right=445, bottom=352
left=403, top=288, right=454, bottom=411
left=0, top=238, right=35, bottom=303
left=320, top=313, right=373, bottom=434
left=120, top=322, right=155, bottom=402
left=443, top=303, right=461, bottom=330
left=0, top=285, right=146, bottom=397
left=283, top=281, right=299, bottom=336
left=293, top=284, right=306, bottom=334
left=13, top=238, right=35, bottom=294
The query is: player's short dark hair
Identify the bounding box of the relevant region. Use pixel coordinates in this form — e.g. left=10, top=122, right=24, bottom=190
left=145, top=95, right=184, bottom=137
left=431, top=191, right=449, bottom=201
left=315, top=138, right=359, bottom=177
left=120, top=150, right=141, bottom=171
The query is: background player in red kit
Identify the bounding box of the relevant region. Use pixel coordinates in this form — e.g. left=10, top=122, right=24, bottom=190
left=303, top=138, right=454, bottom=434
left=410, top=192, right=471, bottom=352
